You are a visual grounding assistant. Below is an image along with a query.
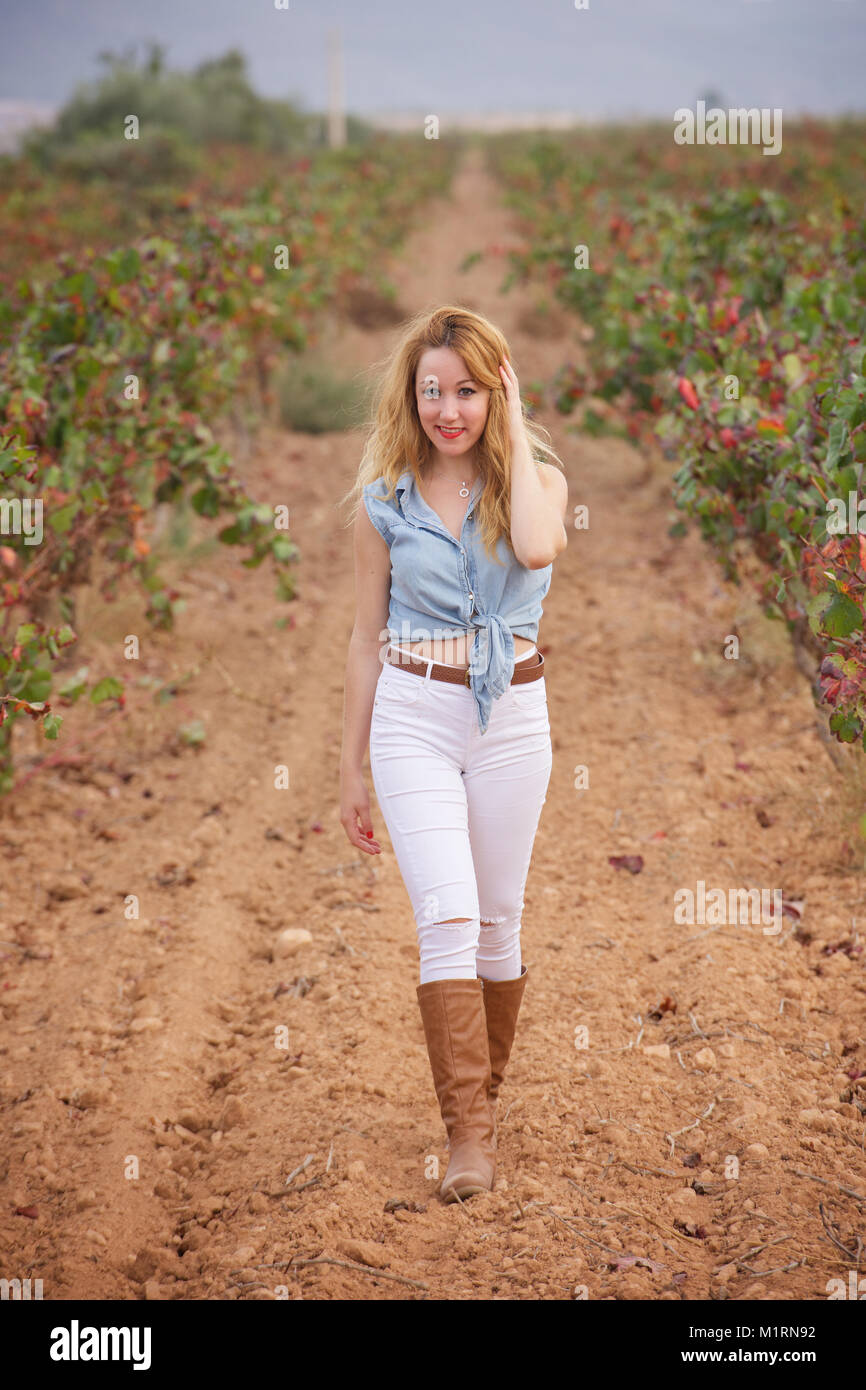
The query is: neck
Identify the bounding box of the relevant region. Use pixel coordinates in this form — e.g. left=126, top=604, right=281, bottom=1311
left=422, top=453, right=479, bottom=484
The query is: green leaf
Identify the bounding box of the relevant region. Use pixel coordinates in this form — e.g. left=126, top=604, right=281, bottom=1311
left=57, top=667, right=88, bottom=701
left=19, top=668, right=51, bottom=702
left=829, top=709, right=862, bottom=742
left=90, top=677, right=123, bottom=704
left=48, top=503, right=78, bottom=535
left=821, top=591, right=863, bottom=638
left=827, top=419, right=850, bottom=470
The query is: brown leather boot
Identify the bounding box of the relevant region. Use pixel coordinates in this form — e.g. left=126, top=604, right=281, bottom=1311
left=416, top=977, right=496, bottom=1203
left=479, top=965, right=528, bottom=1134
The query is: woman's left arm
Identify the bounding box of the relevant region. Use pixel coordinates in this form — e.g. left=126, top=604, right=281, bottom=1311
left=500, top=358, right=569, bottom=569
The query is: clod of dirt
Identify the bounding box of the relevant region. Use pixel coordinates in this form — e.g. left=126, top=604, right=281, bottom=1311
left=336, top=1237, right=390, bottom=1269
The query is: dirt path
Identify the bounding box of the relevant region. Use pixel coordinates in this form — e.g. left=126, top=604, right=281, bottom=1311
left=2, top=144, right=865, bottom=1303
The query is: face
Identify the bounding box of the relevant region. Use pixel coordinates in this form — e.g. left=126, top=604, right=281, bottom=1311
left=415, top=347, right=491, bottom=462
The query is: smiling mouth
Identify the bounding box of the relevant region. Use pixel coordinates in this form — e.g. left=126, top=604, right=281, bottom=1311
left=437, top=427, right=465, bottom=437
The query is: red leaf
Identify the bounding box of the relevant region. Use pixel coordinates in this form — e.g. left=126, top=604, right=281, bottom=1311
left=609, top=854, right=644, bottom=874
left=677, top=377, right=700, bottom=411
left=15, top=1205, right=38, bottom=1219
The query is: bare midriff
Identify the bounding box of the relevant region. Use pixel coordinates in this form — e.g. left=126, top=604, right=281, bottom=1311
left=392, top=632, right=536, bottom=668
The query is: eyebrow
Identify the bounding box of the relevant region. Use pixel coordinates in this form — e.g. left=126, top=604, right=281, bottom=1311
left=418, top=377, right=477, bottom=386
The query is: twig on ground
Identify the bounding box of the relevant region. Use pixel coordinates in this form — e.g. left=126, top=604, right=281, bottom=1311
left=664, top=1100, right=716, bottom=1158
left=284, top=1153, right=315, bottom=1186
left=783, top=1166, right=865, bottom=1204
left=819, top=1203, right=863, bottom=1264
left=289, top=1256, right=428, bottom=1291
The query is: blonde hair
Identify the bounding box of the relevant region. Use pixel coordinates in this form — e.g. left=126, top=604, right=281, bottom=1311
left=339, top=303, right=564, bottom=564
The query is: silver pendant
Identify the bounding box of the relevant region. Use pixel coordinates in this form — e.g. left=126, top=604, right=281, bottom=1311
left=458, top=480, right=470, bottom=498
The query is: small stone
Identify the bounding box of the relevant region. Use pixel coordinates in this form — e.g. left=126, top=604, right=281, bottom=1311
left=153, top=1129, right=181, bottom=1149
left=180, top=1227, right=210, bottom=1253
left=273, top=929, right=314, bottom=959
left=694, top=1047, right=716, bottom=1071
left=642, top=1043, right=670, bottom=1061
left=671, top=1187, right=697, bottom=1205
left=715, top=1262, right=738, bottom=1284
left=218, top=1097, right=246, bottom=1131
left=177, top=1111, right=210, bottom=1134
left=744, top=1142, right=770, bottom=1162
left=126, top=1248, right=159, bottom=1283
left=69, top=1081, right=113, bottom=1109
left=345, top=1159, right=366, bottom=1181
left=129, top=1016, right=164, bottom=1033
left=75, top=1189, right=98, bottom=1211
left=248, top=1193, right=269, bottom=1214
left=143, top=1281, right=165, bottom=1300
left=47, top=873, right=87, bottom=901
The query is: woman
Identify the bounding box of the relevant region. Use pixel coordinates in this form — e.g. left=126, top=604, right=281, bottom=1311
left=339, top=305, right=568, bottom=1203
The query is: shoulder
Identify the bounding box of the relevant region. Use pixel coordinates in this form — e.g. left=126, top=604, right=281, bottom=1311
left=535, top=462, right=568, bottom=522
left=362, top=478, right=402, bottom=543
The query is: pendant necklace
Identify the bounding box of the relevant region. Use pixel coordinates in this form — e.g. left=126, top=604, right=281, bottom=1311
left=422, top=464, right=477, bottom=499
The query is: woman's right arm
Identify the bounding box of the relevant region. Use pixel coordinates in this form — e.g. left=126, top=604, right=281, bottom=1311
left=339, top=500, right=392, bottom=855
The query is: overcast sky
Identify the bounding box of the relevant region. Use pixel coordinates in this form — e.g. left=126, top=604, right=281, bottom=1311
left=1, top=0, right=864, bottom=119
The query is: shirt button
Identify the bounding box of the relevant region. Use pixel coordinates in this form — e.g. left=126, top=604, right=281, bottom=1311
left=468, top=591, right=474, bottom=602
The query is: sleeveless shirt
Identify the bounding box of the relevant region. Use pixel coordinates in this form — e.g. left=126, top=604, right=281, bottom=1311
left=362, top=467, right=551, bottom=734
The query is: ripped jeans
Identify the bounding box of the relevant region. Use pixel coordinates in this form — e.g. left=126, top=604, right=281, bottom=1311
left=368, top=643, right=553, bottom=984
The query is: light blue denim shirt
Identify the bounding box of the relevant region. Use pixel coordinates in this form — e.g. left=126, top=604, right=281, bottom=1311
left=363, top=467, right=552, bottom=735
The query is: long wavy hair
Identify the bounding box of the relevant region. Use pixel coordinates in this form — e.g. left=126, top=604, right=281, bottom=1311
left=339, top=304, right=564, bottom=564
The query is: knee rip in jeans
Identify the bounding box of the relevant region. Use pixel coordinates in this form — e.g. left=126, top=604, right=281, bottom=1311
left=480, top=914, right=508, bottom=927
left=436, top=917, right=472, bottom=927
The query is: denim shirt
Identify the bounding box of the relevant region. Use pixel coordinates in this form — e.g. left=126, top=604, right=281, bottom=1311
left=363, top=467, right=552, bottom=734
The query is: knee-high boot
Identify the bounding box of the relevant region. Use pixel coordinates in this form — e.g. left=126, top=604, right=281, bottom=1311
left=416, top=977, right=496, bottom=1203
left=479, top=964, right=528, bottom=1135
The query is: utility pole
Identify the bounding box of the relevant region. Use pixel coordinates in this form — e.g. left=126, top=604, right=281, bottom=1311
left=327, top=27, right=346, bottom=149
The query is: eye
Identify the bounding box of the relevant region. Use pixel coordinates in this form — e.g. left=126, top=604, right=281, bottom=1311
left=459, top=387, right=476, bottom=396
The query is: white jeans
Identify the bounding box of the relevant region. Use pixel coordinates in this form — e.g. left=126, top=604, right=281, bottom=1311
left=369, top=644, right=552, bottom=984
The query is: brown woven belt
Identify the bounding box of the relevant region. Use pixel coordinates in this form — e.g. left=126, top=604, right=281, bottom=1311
left=384, top=645, right=544, bottom=689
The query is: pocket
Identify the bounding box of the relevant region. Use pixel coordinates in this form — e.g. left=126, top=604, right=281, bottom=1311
left=375, top=670, right=424, bottom=707
left=509, top=679, right=547, bottom=714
